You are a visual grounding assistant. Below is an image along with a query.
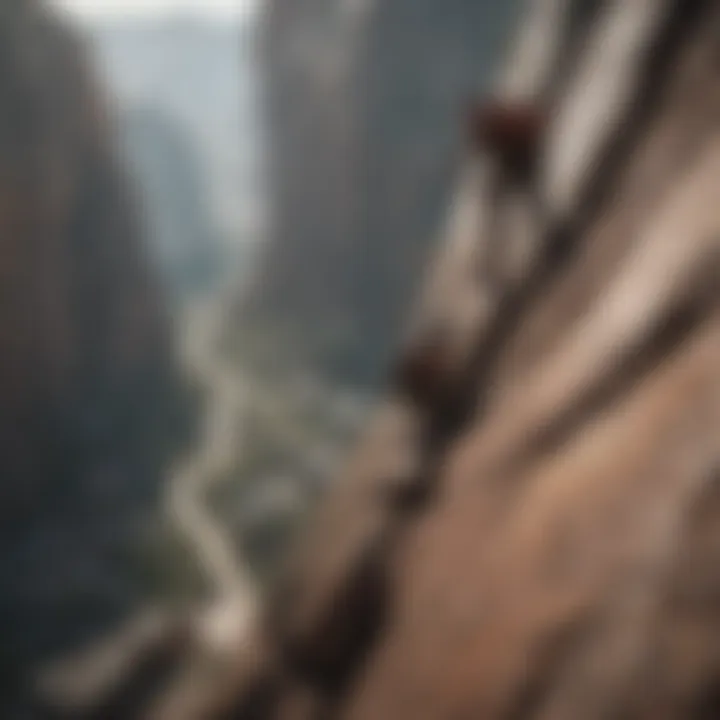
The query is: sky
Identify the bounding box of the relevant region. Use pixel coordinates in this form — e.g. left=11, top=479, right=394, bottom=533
left=53, top=0, right=259, bottom=21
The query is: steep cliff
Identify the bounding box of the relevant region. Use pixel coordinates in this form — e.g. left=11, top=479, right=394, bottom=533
left=0, top=1, right=193, bottom=711
left=249, top=0, right=520, bottom=387
left=148, top=0, right=720, bottom=717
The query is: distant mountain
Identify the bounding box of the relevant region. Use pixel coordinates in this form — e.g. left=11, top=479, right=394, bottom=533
left=83, top=16, right=264, bottom=246
left=118, top=103, right=219, bottom=296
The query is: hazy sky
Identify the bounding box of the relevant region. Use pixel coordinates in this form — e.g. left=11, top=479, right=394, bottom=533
left=54, top=0, right=259, bottom=20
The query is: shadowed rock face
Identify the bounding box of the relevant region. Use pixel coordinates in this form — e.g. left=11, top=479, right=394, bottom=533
left=250, top=0, right=520, bottom=387
left=147, top=0, right=720, bottom=718
left=0, top=1, right=193, bottom=711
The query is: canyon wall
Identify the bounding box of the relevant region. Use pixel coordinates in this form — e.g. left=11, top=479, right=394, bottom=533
left=0, top=1, right=193, bottom=711
left=250, top=0, right=520, bottom=386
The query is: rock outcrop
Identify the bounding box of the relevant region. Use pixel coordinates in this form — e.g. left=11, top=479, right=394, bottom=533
left=249, top=0, right=520, bottom=387
left=0, top=1, right=193, bottom=713
left=150, top=0, right=720, bottom=717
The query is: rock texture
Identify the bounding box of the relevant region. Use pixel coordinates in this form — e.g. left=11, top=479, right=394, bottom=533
left=152, top=0, right=720, bottom=717
left=249, top=0, right=520, bottom=386
left=0, top=1, right=192, bottom=712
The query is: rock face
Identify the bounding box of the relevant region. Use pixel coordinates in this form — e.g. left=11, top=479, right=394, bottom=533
left=157, top=0, right=720, bottom=717
left=251, top=0, right=520, bottom=387
left=0, top=1, right=193, bottom=711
